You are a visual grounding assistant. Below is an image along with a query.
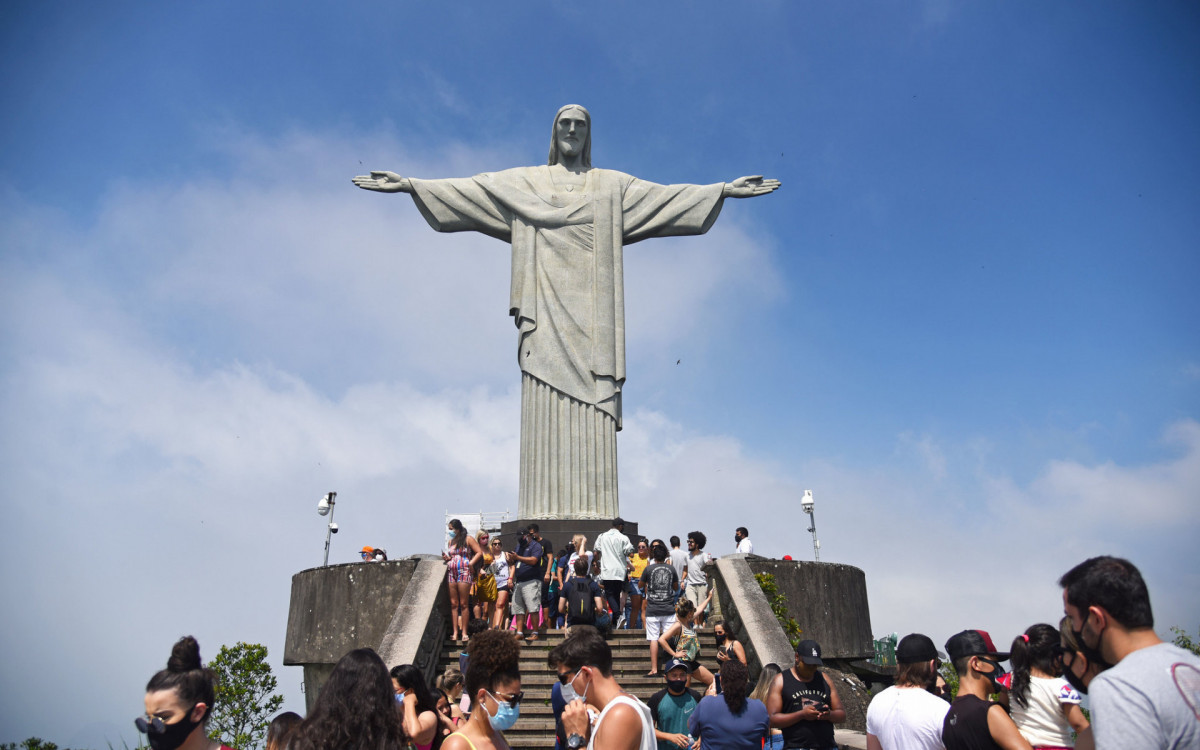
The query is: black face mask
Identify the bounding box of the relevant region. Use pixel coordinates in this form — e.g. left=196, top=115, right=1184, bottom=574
left=136, top=706, right=203, bottom=750
left=666, top=679, right=688, bottom=694
left=1062, top=657, right=1090, bottom=695
left=1071, top=614, right=1112, bottom=671
left=977, top=657, right=1007, bottom=694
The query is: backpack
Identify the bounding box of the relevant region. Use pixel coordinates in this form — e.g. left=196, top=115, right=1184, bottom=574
left=566, top=578, right=596, bottom=623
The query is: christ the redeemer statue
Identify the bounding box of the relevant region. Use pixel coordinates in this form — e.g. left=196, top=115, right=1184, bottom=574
left=354, top=104, right=779, bottom=520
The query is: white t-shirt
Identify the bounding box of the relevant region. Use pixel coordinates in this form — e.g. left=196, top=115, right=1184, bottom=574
left=1009, top=675, right=1081, bottom=748
left=589, top=694, right=656, bottom=750
left=736, top=538, right=754, bottom=554
left=566, top=551, right=593, bottom=579
left=1090, top=642, right=1200, bottom=750
left=865, top=685, right=950, bottom=750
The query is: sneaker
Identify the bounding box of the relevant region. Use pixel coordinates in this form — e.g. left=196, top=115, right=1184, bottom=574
left=616, top=614, right=627, bottom=630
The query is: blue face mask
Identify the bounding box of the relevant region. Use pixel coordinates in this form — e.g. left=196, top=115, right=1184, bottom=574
left=485, top=691, right=520, bottom=731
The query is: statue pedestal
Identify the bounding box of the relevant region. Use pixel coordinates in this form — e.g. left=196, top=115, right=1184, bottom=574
left=499, top=518, right=639, bottom=553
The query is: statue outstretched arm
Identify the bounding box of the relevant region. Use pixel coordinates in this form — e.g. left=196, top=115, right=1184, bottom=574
left=352, top=170, right=413, bottom=193
left=722, top=175, right=781, bottom=198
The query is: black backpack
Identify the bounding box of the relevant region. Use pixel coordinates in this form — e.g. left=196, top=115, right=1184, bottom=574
left=566, top=578, right=596, bottom=623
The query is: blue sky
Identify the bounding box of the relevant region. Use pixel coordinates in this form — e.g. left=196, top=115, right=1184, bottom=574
left=2, top=2, right=1198, bottom=745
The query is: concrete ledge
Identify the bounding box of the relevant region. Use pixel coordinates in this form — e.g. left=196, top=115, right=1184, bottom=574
left=377, top=556, right=450, bottom=686
left=835, top=729, right=869, bottom=749
left=711, top=555, right=796, bottom=676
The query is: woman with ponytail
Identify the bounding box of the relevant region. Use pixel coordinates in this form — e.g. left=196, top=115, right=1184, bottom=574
left=137, top=636, right=232, bottom=750
left=1003, top=623, right=1090, bottom=748
left=442, top=629, right=523, bottom=750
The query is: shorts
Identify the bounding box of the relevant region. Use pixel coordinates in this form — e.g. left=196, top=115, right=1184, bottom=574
left=511, top=579, right=542, bottom=615
left=685, top=583, right=708, bottom=609
left=645, top=614, right=675, bottom=641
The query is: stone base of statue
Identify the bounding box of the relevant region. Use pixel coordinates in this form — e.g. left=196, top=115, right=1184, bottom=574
left=500, top=518, right=638, bottom=552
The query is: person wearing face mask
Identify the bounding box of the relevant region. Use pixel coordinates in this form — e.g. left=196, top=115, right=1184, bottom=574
left=443, top=519, right=484, bottom=644
left=391, top=663, right=444, bottom=750
left=1058, top=555, right=1200, bottom=750
left=865, top=633, right=950, bottom=750
left=442, top=629, right=523, bottom=750
left=647, top=659, right=703, bottom=750
left=551, top=625, right=657, bottom=750
left=942, top=630, right=1031, bottom=750
left=137, top=636, right=235, bottom=750
left=288, top=647, right=406, bottom=750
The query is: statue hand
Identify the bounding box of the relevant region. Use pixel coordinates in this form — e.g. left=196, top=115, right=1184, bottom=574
left=352, top=170, right=412, bottom=193
left=724, top=175, right=781, bottom=198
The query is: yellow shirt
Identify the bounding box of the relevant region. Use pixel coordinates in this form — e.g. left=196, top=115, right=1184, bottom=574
left=629, top=553, right=650, bottom=580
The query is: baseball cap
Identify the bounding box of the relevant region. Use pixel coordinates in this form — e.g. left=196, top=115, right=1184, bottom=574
left=895, top=633, right=938, bottom=664
left=795, top=639, right=824, bottom=665
left=945, top=629, right=1009, bottom=662
left=361, top=546, right=374, bottom=553
left=664, top=658, right=696, bottom=674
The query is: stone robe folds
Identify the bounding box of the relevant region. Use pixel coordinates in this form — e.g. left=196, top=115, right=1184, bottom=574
left=409, top=166, right=725, bottom=519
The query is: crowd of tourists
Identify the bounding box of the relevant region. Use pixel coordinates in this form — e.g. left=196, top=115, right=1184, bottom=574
left=134, top=554, right=1196, bottom=750
left=437, top=517, right=740, bottom=648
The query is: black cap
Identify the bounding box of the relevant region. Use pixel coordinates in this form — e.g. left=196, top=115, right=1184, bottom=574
left=794, top=639, right=824, bottom=665
left=664, top=658, right=696, bottom=674
left=895, top=633, right=938, bottom=664
left=945, top=629, right=1009, bottom=662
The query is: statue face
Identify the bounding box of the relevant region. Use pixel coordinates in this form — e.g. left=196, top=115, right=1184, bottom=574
left=556, top=108, right=589, bottom=160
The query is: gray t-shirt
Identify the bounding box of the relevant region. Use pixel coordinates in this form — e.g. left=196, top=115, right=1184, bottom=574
left=670, top=547, right=688, bottom=581
left=642, top=562, right=679, bottom=617
left=685, top=549, right=712, bottom=586
left=1089, top=642, right=1200, bottom=750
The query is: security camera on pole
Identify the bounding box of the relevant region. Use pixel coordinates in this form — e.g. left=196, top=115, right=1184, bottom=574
left=801, top=489, right=820, bottom=562
left=317, top=491, right=339, bottom=566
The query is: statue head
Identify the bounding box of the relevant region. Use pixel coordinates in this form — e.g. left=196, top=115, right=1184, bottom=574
left=548, top=104, right=591, bottom=168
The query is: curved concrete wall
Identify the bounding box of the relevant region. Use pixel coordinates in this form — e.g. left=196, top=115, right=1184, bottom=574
left=745, top=558, right=874, bottom=659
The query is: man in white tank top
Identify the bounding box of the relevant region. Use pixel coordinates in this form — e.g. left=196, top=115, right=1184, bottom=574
left=550, top=625, right=656, bottom=750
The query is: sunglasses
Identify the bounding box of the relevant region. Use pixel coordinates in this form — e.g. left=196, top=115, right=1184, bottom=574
left=492, top=689, right=524, bottom=706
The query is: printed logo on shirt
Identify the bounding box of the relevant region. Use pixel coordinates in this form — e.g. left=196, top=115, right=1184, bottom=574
left=1171, top=663, right=1200, bottom=719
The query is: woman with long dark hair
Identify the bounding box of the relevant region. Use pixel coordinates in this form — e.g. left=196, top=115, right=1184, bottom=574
left=442, top=629, right=523, bottom=750
left=137, top=636, right=232, bottom=750
left=391, top=664, right=443, bottom=750
left=443, top=518, right=483, bottom=643
left=688, top=660, right=770, bottom=749
left=289, top=648, right=405, bottom=750
left=1003, top=623, right=1089, bottom=748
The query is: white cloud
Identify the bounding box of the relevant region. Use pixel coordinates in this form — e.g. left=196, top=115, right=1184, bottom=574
left=2, top=126, right=1197, bottom=746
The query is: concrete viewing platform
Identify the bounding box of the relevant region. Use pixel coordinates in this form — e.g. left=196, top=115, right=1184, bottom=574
left=284, top=550, right=877, bottom=741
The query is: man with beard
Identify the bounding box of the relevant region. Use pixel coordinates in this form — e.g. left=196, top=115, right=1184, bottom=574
left=866, top=633, right=950, bottom=750
left=1059, top=555, right=1200, bottom=750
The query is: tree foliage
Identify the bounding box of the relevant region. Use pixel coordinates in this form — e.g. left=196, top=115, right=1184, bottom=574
left=754, top=572, right=804, bottom=647
left=207, top=642, right=285, bottom=750
left=1171, top=625, right=1199, bottom=656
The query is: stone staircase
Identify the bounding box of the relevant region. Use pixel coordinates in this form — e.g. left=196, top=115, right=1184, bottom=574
left=440, top=627, right=667, bottom=749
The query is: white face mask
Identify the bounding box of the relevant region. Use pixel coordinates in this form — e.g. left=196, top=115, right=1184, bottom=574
left=560, top=668, right=590, bottom=705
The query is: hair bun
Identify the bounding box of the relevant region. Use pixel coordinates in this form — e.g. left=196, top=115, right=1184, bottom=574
left=167, top=635, right=203, bottom=672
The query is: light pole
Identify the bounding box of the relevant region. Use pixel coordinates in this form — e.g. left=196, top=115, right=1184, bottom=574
left=801, top=489, right=821, bottom=562
left=317, top=491, right=339, bottom=566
